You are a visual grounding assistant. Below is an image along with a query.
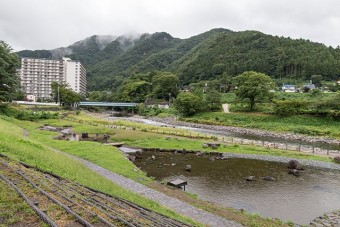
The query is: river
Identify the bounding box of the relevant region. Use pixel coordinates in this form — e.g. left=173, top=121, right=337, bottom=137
left=134, top=150, right=340, bottom=225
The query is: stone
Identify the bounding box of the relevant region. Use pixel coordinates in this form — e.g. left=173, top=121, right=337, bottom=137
left=209, top=157, right=216, bottom=161
left=185, top=165, right=192, bottom=172
left=151, top=155, right=156, bottom=160
left=288, top=169, right=300, bottom=176
left=245, top=176, right=256, bottom=181
left=262, top=176, right=275, bottom=181
left=288, top=159, right=301, bottom=169
left=203, top=144, right=209, bottom=148
left=128, top=155, right=136, bottom=162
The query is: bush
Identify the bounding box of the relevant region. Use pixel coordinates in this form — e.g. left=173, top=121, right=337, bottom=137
left=334, top=156, right=340, bottom=163
left=174, top=92, right=202, bottom=116
left=273, top=99, right=309, bottom=116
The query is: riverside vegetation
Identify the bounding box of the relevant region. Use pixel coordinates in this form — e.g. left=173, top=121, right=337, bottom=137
left=0, top=107, right=310, bottom=226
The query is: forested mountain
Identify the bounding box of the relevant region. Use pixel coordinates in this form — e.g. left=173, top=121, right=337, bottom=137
left=17, top=28, right=340, bottom=91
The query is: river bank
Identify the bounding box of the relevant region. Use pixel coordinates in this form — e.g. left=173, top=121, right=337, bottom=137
left=148, top=117, right=340, bottom=147
left=139, top=147, right=340, bottom=170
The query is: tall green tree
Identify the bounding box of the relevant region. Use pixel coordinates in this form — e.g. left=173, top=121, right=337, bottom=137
left=205, top=89, right=222, bottom=111
left=119, top=80, right=152, bottom=103
left=233, top=71, right=274, bottom=111
left=51, top=82, right=81, bottom=107
left=0, top=41, right=20, bottom=102
left=174, top=92, right=202, bottom=116
left=152, top=72, right=179, bottom=100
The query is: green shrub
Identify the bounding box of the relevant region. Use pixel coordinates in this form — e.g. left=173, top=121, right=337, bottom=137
left=273, top=99, right=309, bottom=116
left=334, top=156, right=340, bottom=163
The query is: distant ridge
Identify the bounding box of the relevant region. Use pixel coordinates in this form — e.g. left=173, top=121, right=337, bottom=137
left=17, top=28, right=340, bottom=90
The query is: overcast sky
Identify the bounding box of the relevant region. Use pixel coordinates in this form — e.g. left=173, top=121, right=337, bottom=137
left=1, top=0, right=339, bottom=51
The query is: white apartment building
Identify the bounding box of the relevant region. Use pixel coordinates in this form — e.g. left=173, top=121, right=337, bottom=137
left=20, top=57, right=86, bottom=100
left=63, top=58, right=86, bottom=95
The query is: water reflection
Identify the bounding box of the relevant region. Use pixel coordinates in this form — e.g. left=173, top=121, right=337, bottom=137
left=134, top=151, right=340, bottom=225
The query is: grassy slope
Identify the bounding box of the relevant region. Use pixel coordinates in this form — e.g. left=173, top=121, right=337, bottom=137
left=0, top=180, right=45, bottom=227
left=0, top=116, right=199, bottom=226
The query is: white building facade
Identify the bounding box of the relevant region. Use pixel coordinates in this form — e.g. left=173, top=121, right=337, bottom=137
left=20, top=57, right=86, bottom=100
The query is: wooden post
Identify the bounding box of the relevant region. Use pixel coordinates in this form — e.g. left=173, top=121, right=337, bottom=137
left=327, top=149, right=329, bottom=155
left=285, top=144, right=288, bottom=150
left=312, top=146, right=315, bottom=153
left=298, top=144, right=301, bottom=151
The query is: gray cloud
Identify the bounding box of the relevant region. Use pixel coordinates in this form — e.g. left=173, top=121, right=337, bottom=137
left=1, top=0, right=339, bottom=51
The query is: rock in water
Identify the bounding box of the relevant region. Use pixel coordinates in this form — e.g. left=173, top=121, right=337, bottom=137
left=288, top=159, right=301, bottom=169
left=245, top=176, right=256, bottom=181
left=288, top=169, right=300, bottom=176
left=262, top=176, right=275, bottom=181
left=185, top=165, right=192, bottom=172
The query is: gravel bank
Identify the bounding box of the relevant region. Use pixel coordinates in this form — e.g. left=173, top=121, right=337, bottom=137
left=220, top=153, right=340, bottom=171
left=149, top=117, right=340, bottom=146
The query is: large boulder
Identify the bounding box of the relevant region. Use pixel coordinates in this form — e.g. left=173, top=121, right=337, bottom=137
left=288, top=159, right=301, bottom=170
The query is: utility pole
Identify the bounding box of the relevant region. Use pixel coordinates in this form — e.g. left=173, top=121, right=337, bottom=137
left=57, top=85, right=60, bottom=105
left=168, top=93, right=171, bottom=107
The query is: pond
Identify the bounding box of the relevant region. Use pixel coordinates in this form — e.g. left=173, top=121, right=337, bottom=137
left=134, top=150, right=340, bottom=225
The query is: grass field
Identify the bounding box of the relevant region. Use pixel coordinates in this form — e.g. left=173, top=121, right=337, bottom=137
left=0, top=116, right=199, bottom=226
left=1, top=111, right=328, bottom=226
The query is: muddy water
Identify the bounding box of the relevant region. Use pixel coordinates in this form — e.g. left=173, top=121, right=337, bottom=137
left=134, top=151, right=340, bottom=225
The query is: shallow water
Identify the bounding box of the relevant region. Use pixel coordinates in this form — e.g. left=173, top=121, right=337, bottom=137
left=134, top=150, right=340, bottom=225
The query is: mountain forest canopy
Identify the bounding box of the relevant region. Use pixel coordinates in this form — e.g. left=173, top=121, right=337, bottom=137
left=17, top=28, right=340, bottom=99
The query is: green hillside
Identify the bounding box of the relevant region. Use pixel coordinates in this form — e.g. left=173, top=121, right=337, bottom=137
left=17, top=28, right=340, bottom=91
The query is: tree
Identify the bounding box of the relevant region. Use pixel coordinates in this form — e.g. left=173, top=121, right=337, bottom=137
left=232, top=71, right=274, bottom=111
left=205, top=89, right=222, bottom=111
left=152, top=72, right=179, bottom=100
left=174, top=92, right=202, bottom=116
left=310, top=75, right=323, bottom=87
left=0, top=41, right=20, bottom=102
left=119, top=81, right=152, bottom=103
left=51, top=82, right=81, bottom=107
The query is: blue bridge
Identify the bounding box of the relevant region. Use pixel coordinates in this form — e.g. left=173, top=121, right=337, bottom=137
left=79, top=102, right=138, bottom=107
